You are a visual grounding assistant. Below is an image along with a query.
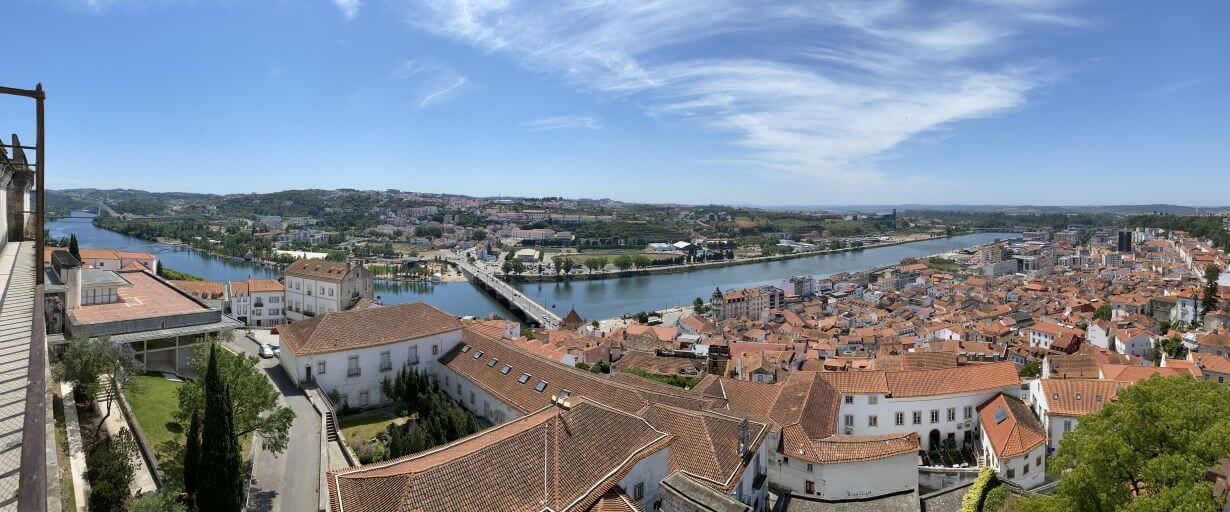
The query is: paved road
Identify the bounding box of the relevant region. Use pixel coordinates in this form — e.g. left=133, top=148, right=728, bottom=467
left=226, top=335, right=321, bottom=512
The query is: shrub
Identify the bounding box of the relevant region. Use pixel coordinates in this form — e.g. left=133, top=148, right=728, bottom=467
left=960, top=467, right=997, bottom=512
left=981, top=485, right=1008, bottom=512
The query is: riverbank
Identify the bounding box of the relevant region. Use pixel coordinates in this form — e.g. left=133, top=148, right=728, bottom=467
left=502, top=232, right=974, bottom=283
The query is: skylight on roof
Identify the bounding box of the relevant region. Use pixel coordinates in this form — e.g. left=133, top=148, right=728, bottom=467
left=487, top=358, right=498, bottom=367
left=460, top=345, right=470, bottom=353
left=518, top=373, right=531, bottom=384
left=993, top=406, right=1008, bottom=424
left=473, top=350, right=483, bottom=359
left=535, top=380, right=548, bottom=392
left=500, top=364, right=512, bottom=375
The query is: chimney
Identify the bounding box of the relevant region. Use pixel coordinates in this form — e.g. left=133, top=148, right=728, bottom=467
left=52, top=251, right=83, bottom=309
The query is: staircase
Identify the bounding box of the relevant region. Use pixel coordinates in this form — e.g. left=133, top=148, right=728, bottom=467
left=324, top=409, right=339, bottom=443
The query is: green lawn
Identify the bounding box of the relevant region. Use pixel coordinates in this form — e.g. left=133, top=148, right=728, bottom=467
left=124, top=374, right=185, bottom=471
left=339, top=409, right=410, bottom=450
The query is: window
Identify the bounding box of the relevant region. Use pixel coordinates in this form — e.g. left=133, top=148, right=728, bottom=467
left=895, top=412, right=904, bottom=426
left=347, top=356, right=360, bottom=377
left=782, top=457, right=789, bottom=466
left=844, top=415, right=853, bottom=427
left=844, top=395, right=853, bottom=404
left=358, top=390, right=369, bottom=407
left=633, top=482, right=644, bottom=500
left=806, top=463, right=814, bottom=472
left=445, top=374, right=450, bottom=386
left=456, top=382, right=462, bottom=394
left=913, top=411, right=922, bottom=425
left=868, top=395, right=878, bottom=405
left=964, top=405, right=973, bottom=420
left=1036, top=455, right=1042, bottom=466
left=868, top=415, right=878, bottom=427
left=1007, top=468, right=1015, bottom=479
left=535, top=380, right=549, bottom=392
left=317, top=361, right=326, bottom=374
left=487, top=358, right=498, bottom=367
left=473, top=350, right=483, bottom=359
left=519, top=373, right=531, bottom=384
left=500, top=364, right=513, bottom=375
left=408, top=346, right=419, bottom=365
left=1023, top=463, right=1030, bottom=475
left=469, top=391, right=475, bottom=404
left=380, top=351, right=392, bottom=372
left=930, top=410, right=939, bottom=423
left=947, top=407, right=956, bottom=422
left=432, top=344, right=439, bottom=356
left=461, top=345, right=471, bottom=353
left=1063, top=420, right=1072, bottom=432
left=805, top=480, right=814, bottom=494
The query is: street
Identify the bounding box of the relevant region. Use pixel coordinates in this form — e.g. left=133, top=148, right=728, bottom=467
left=225, top=332, right=322, bottom=512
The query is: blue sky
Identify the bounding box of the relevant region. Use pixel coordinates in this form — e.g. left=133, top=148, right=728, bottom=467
left=3, top=0, right=1227, bottom=205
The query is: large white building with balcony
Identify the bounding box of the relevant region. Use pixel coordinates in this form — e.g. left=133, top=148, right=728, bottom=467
left=282, top=258, right=373, bottom=322
left=278, top=302, right=461, bottom=408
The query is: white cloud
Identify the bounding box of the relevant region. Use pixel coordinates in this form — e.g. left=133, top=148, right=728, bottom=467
left=520, top=115, right=603, bottom=131
left=402, top=0, right=1079, bottom=183
left=392, top=59, right=472, bottom=109
left=334, top=0, right=361, bottom=19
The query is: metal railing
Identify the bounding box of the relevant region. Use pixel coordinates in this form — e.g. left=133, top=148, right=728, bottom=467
left=346, top=367, right=361, bottom=377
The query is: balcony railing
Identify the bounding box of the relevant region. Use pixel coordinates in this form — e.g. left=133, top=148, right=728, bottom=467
left=347, top=367, right=361, bottom=377
left=379, top=362, right=393, bottom=372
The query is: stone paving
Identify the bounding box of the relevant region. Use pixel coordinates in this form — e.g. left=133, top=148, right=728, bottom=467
left=0, top=242, right=36, bottom=511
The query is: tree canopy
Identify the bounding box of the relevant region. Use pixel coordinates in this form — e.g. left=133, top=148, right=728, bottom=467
left=176, top=343, right=295, bottom=454
left=1017, top=376, right=1230, bottom=512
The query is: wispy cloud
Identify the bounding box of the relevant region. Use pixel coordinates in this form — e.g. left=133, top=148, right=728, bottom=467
left=401, top=0, right=1080, bottom=183
left=1146, top=78, right=1206, bottom=97
left=521, top=115, right=603, bottom=131
left=333, top=0, right=361, bottom=19
left=393, top=59, right=472, bottom=109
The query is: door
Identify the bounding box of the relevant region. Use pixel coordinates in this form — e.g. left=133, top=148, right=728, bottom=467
left=305, top=365, right=313, bottom=384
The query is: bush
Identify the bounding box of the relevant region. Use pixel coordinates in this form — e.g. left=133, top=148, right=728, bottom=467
left=960, top=467, right=997, bottom=512
left=86, top=429, right=139, bottom=512
left=981, top=485, right=1008, bottom=512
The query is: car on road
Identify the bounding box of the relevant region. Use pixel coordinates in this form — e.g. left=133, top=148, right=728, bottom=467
left=258, top=343, right=275, bottom=358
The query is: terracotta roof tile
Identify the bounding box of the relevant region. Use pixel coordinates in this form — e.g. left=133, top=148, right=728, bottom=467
left=280, top=302, right=460, bottom=356
left=978, top=393, right=1045, bottom=459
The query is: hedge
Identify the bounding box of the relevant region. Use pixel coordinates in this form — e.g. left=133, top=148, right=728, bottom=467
left=981, top=485, right=1008, bottom=512
left=960, top=467, right=997, bottom=512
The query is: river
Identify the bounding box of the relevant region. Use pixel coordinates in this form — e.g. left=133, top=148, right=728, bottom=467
left=48, top=214, right=1012, bottom=322
left=46, top=215, right=517, bottom=319
left=511, top=232, right=1014, bottom=320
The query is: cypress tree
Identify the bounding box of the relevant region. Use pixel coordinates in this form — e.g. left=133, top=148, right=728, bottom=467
left=68, top=234, right=80, bottom=260
left=196, top=344, right=245, bottom=512
left=183, top=409, right=202, bottom=502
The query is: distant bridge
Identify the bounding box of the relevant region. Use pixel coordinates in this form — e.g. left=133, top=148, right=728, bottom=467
left=449, top=254, right=562, bottom=328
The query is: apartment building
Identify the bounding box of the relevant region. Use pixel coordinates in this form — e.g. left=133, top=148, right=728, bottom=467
left=228, top=278, right=286, bottom=327
left=282, top=258, right=373, bottom=321
left=711, top=285, right=785, bottom=321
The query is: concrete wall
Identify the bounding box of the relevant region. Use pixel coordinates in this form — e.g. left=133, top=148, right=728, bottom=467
left=617, top=447, right=671, bottom=511
left=770, top=450, right=917, bottom=501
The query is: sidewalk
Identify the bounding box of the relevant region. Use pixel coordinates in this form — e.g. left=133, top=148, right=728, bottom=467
left=59, top=383, right=88, bottom=512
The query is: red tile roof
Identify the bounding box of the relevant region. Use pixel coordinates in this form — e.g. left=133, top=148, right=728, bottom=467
left=978, top=393, right=1046, bottom=459
left=280, top=302, right=460, bottom=356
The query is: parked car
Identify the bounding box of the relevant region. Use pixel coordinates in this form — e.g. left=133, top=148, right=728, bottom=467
left=272, top=345, right=281, bottom=356
left=258, top=344, right=274, bottom=358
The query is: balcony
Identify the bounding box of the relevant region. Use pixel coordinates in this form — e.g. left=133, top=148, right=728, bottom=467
left=379, top=362, right=393, bottom=372
left=347, top=367, right=361, bottom=377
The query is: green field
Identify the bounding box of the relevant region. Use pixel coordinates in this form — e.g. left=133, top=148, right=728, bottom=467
left=123, top=374, right=185, bottom=471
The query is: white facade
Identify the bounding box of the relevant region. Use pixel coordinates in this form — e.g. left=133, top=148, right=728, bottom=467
left=280, top=329, right=461, bottom=408
left=770, top=450, right=916, bottom=501
left=617, top=446, right=671, bottom=511
left=1114, top=333, right=1154, bottom=358
left=835, top=387, right=1017, bottom=450
left=230, top=287, right=286, bottom=327
left=980, top=435, right=1046, bottom=490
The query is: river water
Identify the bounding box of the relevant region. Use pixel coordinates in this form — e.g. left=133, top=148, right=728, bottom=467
left=48, top=214, right=1011, bottom=321
left=512, top=232, right=1014, bottom=320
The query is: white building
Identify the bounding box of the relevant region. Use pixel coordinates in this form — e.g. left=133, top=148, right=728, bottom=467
left=278, top=302, right=461, bottom=408
left=825, top=361, right=1022, bottom=451
left=1113, top=328, right=1155, bottom=358
left=282, top=258, right=374, bottom=322
left=978, top=393, right=1047, bottom=490
left=1027, top=379, right=1123, bottom=452
left=227, top=278, right=286, bottom=327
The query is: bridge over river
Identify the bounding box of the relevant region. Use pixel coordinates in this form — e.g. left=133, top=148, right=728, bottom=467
left=447, top=254, right=562, bottom=328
